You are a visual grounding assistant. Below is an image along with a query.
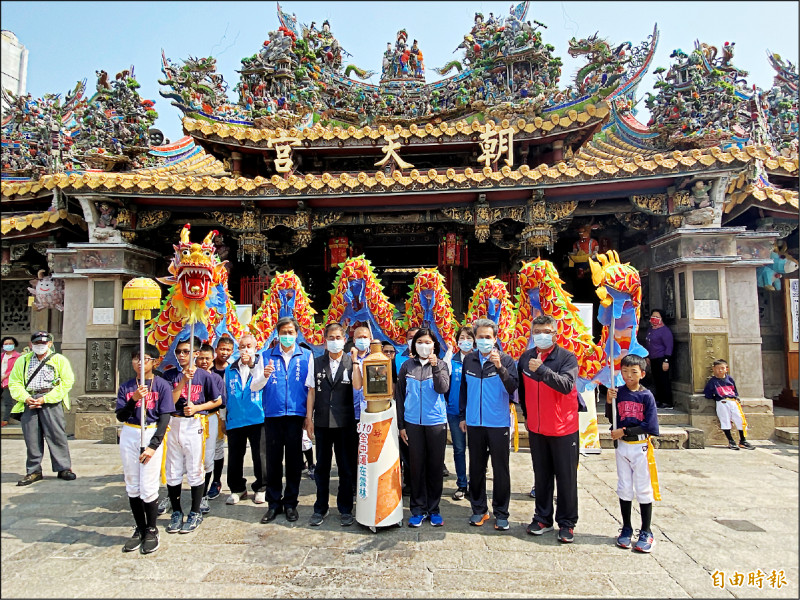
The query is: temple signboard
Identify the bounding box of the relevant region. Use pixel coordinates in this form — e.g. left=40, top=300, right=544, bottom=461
left=85, top=338, right=117, bottom=393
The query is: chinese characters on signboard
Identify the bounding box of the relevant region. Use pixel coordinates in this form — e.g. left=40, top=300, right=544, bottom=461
left=356, top=421, right=372, bottom=499
left=85, top=338, right=116, bottom=392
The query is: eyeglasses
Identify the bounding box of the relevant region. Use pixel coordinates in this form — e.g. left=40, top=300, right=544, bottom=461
left=383, top=349, right=396, bottom=355
left=133, top=357, right=154, bottom=363
left=175, top=349, right=193, bottom=355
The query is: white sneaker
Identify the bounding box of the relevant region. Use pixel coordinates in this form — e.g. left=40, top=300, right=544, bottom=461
left=157, top=496, right=171, bottom=515
left=226, top=490, right=248, bottom=505
left=253, top=490, right=266, bottom=504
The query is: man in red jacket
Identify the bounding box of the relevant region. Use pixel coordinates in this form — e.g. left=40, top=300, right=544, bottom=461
left=517, top=315, right=580, bottom=543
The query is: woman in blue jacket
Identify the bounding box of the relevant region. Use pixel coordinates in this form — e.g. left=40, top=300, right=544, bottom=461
left=444, top=326, right=475, bottom=501
left=395, top=328, right=450, bottom=527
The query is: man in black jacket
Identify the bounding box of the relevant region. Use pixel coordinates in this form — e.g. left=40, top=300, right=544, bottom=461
left=305, top=323, right=363, bottom=527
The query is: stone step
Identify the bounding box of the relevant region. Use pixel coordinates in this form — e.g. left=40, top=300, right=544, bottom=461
left=773, top=411, right=799, bottom=427
left=598, top=425, right=703, bottom=449
left=596, top=403, right=690, bottom=426
left=1, top=424, right=24, bottom=440
left=774, top=426, right=799, bottom=445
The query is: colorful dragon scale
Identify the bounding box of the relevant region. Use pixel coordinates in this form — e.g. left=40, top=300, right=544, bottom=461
left=249, top=270, right=325, bottom=348
left=323, top=256, right=405, bottom=344
left=511, top=259, right=606, bottom=385
left=146, top=224, right=243, bottom=360
left=464, top=277, right=516, bottom=348
left=403, top=268, right=459, bottom=349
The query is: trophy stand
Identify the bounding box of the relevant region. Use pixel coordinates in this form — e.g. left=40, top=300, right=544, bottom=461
left=355, top=340, right=404, bottom=531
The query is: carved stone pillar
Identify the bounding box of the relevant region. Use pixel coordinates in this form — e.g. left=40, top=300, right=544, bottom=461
left=645, top=227, right=777, bottom=441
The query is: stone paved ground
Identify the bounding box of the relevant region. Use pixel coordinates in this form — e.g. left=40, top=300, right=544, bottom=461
left=1, top=438, right=797, bottom=598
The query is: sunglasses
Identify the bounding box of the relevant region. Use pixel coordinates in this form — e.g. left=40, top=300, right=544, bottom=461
left=175, top=349, right=194, bottom=355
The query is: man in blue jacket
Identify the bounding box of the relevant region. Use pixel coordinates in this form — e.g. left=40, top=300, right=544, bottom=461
left=261, top=317, right=314, bottom=524
left=459, top=319, right=519, bottom=531
left=223, top=334, right=268, bottom=507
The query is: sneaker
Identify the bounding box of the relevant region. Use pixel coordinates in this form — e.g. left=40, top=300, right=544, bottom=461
left=253, top=491, right=266, bottom=504
left=179, top=511, right=202, bottom=534
left=17, top=471, right=43, bottom=486
left=307, top=465, right=316, bottom=480
left=207, top=481, right=222, bottom=500
left=727, top=440, right=740, bottom=451
left=633, top=530, right=654, bottom=553
left=57, top=469, right=77, bottom=481
left=430, top=513, right=444, bottom=527
left=739, top=440, right=755, bottom=450
left=408, top=513, right=428, bottom=527
left=226, top=490, right=248, bottom=505
left=140, top=527, right=160, bottom=555
left=469, top=513, right=490, bottom=527
left=157, top=496, right=171, bottom=515
left=529, top=486, right=536, bottom=498
left=452, top=487, right=467, bottom=501
left=199, top=496, right=210, bottom=515
left=616, top=526, right=634, bottom=549
left=309, top=511, right=328, bottom=526
left=122, top=528, right=143, bottom=552
left=526, top=520, right=553, bottom=535
left=166, top=511, right=184, bottom=534
left=340, top=513, right=355, bottom=527
left=494, top=518, right=510, bottom=531
left=558, top=526, right=574, bottom=543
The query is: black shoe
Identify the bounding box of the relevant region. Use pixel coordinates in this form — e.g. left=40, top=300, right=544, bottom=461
left=727, top=440, right=740, bottom=451
left=140, top=527, right=160, bottom=554
left=558, top=526, right=574, bottom=543
left=122, top=528, right=143, bottom=553
left=17, top=471, right=43, bottom=486
left=340, top=513, right=355, bottom=527
left=452, top=487, right=467, bottom=501
left=442, top=465, right=450, bottom=477
left=285, top=506, right=299, bottom=522
left=260, top=506, right=283, bottom=524
left=309, top=511, right=327, bottom=526
left=739, top=440, right=755, bottom=450
left=57, top=469, right=76, bottom=481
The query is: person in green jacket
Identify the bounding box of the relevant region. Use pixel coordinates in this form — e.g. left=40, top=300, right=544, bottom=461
left=7, top=331, right=76, bottom=486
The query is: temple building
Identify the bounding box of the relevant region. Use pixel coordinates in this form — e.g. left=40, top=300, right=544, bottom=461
left=1, top=2, right=797, bottom=444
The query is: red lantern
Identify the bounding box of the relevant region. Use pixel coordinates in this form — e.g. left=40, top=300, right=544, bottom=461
left=438, top=233, right=467, bottom=268
left=326, top=236, right=350, bottom=271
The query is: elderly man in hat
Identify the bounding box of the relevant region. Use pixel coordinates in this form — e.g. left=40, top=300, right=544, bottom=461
left=7, top=331, right=76, bottom=486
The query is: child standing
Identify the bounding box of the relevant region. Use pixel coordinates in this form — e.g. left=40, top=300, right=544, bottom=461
left=115, top=344, right=174, bottom=554
left=208, top=335, right=235, bottom=499
left=195, top=344, right=227, bottom=513
left=606, top=354, right=660, bottom=553
left=703, top=359, right=754, bottom=450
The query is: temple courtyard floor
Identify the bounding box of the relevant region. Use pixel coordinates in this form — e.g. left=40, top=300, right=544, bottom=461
left=1, top=437, right=797, bottom=598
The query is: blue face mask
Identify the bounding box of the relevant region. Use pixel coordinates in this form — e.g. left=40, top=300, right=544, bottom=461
left=458, top=340, right=474, bottom=353
left=327, top=339, right=345, bottom=354
left=3, top=344, right=14, bottom=352
left=354, top=338, right=371, bottom=352
left=279, top=335, right=296, bottom=348
left=533, top=333, right=554, bottom=350
left=476, top=339, right=494, bottom=354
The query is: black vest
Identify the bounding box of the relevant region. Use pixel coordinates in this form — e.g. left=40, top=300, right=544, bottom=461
left=313, top=354, right=356, bottom=428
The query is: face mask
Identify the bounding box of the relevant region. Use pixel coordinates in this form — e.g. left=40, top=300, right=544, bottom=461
left=458, top=340, right=474, bottom=353
left=327, top=339, right=345, bottom=354
left=476, top=339, right=494, bottom=354
left=533, top=333, right=554, bottom=350
left=355, top=338, right=371, bottom=352
left=416, top=342, right=434, bottom=358
left=650, top=317, right=662, bottom=326
left=32, top=344, right=49, bottom=355
left=3, top=344, right=14, bottom=352
left=279, top=335, right=296, bottom=348
left=407, top=340, right=414, bottom=352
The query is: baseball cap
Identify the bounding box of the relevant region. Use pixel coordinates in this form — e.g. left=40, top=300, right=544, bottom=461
left=31, top=331, right=52, bottom=343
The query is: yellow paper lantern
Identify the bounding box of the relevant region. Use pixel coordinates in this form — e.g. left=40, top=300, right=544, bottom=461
left=123, top=278, right=162, bottom=320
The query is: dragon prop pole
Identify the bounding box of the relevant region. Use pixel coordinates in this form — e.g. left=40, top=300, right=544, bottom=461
left=609, top=311, right=617, bottom=440
left=122, top=278, right=162, bottom=453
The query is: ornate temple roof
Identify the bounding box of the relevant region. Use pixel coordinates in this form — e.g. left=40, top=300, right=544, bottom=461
left=0, top=208, right=86, bottom=238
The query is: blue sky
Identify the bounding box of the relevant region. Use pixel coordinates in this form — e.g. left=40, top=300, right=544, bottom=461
left=2, top=1, right=798, bottom=143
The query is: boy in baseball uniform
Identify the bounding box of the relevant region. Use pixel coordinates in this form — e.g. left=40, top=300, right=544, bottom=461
left=162, top=336, right=223, bottom=534
left=115, top=344, right=174, bottom=554
left=606, top=354, right=660, bottom=553
left=195, top=344, right=227, bottom=513
left=703, top=359, right=754, bottom=450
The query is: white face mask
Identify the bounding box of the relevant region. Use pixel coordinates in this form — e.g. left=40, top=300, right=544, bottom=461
left=416, top=342, right=434, bottom=358
left=327, top=339, right=345, bottom=354
left=32, top=344, right=49, bottom=355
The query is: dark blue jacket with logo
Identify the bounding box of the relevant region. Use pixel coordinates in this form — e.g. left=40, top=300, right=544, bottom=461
left=458, top=350, right=519, bottom=428
left=261, top=344, right=312, bottom=418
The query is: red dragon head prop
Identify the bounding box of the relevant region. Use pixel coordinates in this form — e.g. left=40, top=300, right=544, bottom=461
left=161, top=224, right=218, bottom=302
